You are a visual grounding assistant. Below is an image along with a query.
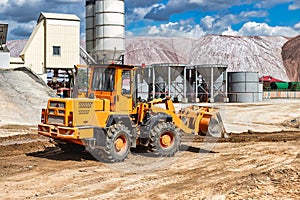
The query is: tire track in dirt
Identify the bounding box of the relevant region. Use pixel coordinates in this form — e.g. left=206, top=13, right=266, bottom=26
left=0, top=131, right=299, bottom=199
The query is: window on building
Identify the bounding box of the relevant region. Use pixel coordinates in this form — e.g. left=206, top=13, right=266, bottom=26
left=53, top=46, right=61, bottom=56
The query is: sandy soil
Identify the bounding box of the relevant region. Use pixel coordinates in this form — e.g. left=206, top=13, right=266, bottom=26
left=0, top=126, right=299, bottom=200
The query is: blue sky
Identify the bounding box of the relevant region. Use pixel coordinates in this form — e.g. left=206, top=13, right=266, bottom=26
left=0, top=0, right=300, bottom=40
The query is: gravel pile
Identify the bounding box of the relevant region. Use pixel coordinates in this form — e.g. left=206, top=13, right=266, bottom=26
left=0, top=67, right=56, bottom=125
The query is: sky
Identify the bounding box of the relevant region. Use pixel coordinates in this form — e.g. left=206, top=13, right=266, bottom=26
left=0, top=0, right=300, bottom=40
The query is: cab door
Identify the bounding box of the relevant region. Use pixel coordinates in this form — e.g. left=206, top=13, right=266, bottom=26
left=115, top=69, right=133, bottom=112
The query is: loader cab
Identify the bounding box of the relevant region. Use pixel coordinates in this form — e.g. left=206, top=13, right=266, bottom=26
left=88, top=64, right=136, bottom=112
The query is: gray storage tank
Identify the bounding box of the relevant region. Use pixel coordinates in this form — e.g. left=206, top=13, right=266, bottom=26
left=228, top=72, right=262, bottom=103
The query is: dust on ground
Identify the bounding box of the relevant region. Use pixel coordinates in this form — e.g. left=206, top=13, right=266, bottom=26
left=0, top=127, right=299, bottom=200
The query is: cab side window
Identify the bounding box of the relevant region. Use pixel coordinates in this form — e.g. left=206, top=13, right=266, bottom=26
left=122, top=70, right=131, bottom=95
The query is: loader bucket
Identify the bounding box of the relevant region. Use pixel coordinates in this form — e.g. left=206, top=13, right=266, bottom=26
left=178, top=105, right=225, bottom=138
left=206, top=111, right=225, bottom=138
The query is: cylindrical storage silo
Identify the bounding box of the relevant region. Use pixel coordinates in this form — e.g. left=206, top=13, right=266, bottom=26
left=94, top=0, right=125, bottom=63
left=86, top=0, right=95, bottom=54
left=228, top=72, right=260, bottom=103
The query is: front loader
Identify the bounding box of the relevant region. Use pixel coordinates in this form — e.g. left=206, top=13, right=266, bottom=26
left=38, top=64, right=225, bottom=162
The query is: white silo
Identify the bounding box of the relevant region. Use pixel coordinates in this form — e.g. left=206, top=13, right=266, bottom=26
left=86, top=0, right=125, bottom=64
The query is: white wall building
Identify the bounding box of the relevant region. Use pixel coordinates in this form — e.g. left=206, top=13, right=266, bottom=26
left=20, top=12, right=80, bottom=82
left=0, top=24, right=10, bottom=69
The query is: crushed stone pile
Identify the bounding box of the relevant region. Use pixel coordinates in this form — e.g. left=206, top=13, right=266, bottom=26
left=0, top=67, right=56, bottom=126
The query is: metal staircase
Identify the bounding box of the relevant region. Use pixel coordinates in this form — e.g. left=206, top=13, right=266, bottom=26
left=79, top=46, right=97, bottom=65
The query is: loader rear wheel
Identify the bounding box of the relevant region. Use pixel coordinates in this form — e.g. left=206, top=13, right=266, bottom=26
left=148, top=122, right=181, bottom=157
left=102, top=124, right=131, bottom=162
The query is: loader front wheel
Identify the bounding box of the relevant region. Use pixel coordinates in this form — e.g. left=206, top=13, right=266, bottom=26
left=148, top=122, right=181, bottom=157
left=102, top=124, right=131, bottom=162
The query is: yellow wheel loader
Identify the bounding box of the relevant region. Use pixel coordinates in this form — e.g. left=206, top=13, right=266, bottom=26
left=38, top=64, right=225, bottom=162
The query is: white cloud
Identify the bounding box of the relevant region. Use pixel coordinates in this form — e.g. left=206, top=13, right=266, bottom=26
left=289, top=1, right=300, bottom=10
left=145, top=22, right=205, bottom=38
left=126, top=31, right=134, bottom=37
left=255, top=0, right=291, bottom=8
left=56, top=0, right=81, bottom=2
left=0, top=0, right=8, bottom=5
left=188, top=0, right=205, bottom=4
left=222, top=27, right=239, bottom=36
left=294, top=22, right=300, bottom=30
left=0, top=0, right=8, bottom=12
left=144, top=0, right=254, bottom=21
left=14, top=0, right=26, bottom=6
left=239, top=11, right=268, bottom=18
left=0, top=0, right=85, bottom=39
left=185, top=24, right=205, bottom=38
left=125, top=0, right=161, bottom=9
left=131, top=15, right=300, bottom=38
left=148, top=26, right=160, bottom=35
left=255, top=0, right=300, bottom=10
left=200, top=11, right=268, bottom=35
left=179, top=18, right=195, bottom=26
left=135, top=5, right=161, bottom=20
left=201, top=16, right=215, bottom=30
left=235, top=22, right=299, bottom=37
left=127, top=4, right=163, bottom=23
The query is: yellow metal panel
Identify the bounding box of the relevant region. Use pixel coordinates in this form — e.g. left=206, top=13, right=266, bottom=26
left=70, top=99, right=110, bottom=128
left=95, top=112, right=110, bottom=127
left=47, top=98, right=110, bottom=128
left=103, top=99, right=110, bottom=111
left=78, top=128, right=94, bottom=139
left=152, top=107, right=193, bottom=134
left=94, top=99, right=105, bottom=111
left=73, top=99, right=95, bottom=126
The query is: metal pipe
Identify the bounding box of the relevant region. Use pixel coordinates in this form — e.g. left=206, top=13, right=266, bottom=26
left=168, top=66, right=171, bottom=96
left=152, top=65, right=155, bottom=99
left=195, top=67, right=198, bottom=101
left=210, top=67, right=214, bottom=103
left=183, top=66, right=187, bottom=101
left=225, top=69, right=228, bottom=102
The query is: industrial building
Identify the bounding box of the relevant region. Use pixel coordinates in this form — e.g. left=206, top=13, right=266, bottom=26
left=1, top=0, right=267, bottom=103
left=20, top=12, right=80, bottom=82
left=137, top=64, right=230, bottom=103
left=0, top=24, right=9, bottom=68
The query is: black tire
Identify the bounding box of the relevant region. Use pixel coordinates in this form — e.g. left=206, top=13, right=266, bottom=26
left=102, top=124, right=132, bottom=162
left=148, top=122, right=181, bottom=157
left=55, top=140, right=85, bottom=153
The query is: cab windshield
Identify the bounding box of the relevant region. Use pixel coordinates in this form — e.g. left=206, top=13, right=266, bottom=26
left=91, top=68, right=115, bottom=91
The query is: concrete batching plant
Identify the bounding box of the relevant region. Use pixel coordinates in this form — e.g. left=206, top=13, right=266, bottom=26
left=86, top=0, right=125, bottom=64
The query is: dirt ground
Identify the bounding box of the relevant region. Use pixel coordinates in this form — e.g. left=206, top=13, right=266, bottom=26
left=0, top=125, right=299, bottom=200
left=2, top=65, right=300, bottom=200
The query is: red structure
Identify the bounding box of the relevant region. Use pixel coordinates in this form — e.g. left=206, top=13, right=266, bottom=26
left=259, top=76, right=284, bottom=90
left=259, top=76, right=283, bottom=83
